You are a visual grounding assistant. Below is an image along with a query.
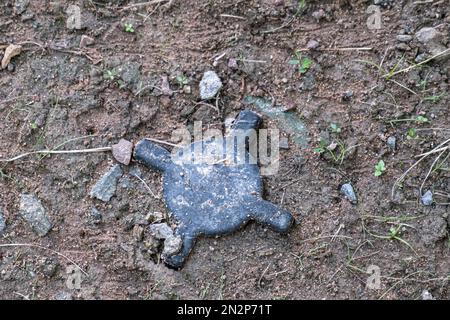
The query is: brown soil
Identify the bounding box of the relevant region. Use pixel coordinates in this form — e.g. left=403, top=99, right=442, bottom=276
left=1, top=0, right=450, bottom=300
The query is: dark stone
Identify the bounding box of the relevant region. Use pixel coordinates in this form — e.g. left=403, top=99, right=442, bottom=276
left=134, top=110, right=295, bottom=268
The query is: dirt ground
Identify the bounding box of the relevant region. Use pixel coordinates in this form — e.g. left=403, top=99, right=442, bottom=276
left=1, top=0, right=450, bottom=300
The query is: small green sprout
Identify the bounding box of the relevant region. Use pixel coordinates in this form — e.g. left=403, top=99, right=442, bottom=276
left=289, top=50, right=312, bottom=74
left=124, top=22, right=135, bottom=33
left=103, top=69, right=117, bottom=81
left=313, top=138, right=327, bottom=154
left=176, top=75, right=189, bottom=86
left=374, top=160, right=386, bottom=177
left=415, top=115, right=428, bottom=123
left=407, top=128, right=418, bottom=139
left=30, top=122, right=38, bottom=130
left=423, top=93, right=444, bottom=103
left=330, top=123, right=341, bottom=133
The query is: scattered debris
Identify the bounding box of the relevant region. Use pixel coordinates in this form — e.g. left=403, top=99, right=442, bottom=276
left=421, top=190, right=433, bottom=206
left=199, top=71, right=222, bottom=100
left=19, top=194, right=53, bottom=237
left=340, top=183, right=357, bottom=204
left=1, top=44, right=22, bottom=69
left=90, top=165, right=123, bottom=202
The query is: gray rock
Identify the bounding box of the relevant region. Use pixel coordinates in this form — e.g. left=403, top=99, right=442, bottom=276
left=117, top=62, right=142, bottom=91
left=148, top=223, right=173, bottom=240
left=415, top=53, right=429, bottom=64
left=340, top=183, right=357, bottom=204
left=342, top=90, right=353, bottom=101
left=199, top=71, right=222, bottom=100
left=415, top=27, right=449, bottom=61
left=163, top=235, right=182, bottom=256
left=300, top=72, right=315, bottom=91
left=306, top=39, right=320, bottom=50
left=387, top=136, right=396, bottom=150
left=89, top=207, right=102, bottom=224
left=421, top=190, right=433, bottom=206
left=53, top=292, right=73, bottom=300
left=279, top=137, right=289, bottom=150
left=122, top=213, right=148, bottom=231
left=228, top=58, right=238, bottom=70
left=0, top=209, right=6, bottom=234
left=420, top=215, right=447, bottom=246
left=14, top=0, right=29, bottom=14
left=421, top=290, right=434, bottom=300
left=396, top=35, right=413, bottom=43
left=415, top=27, right=442, bottom=45
left=90, top=165, right=123, bottom=202
left=19, top=194, right=53, bottom=236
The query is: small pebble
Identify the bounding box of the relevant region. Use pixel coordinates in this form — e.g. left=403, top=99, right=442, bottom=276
left=199, top=71, right=222, bottom=100
left=279, top=137, right=289, bottom=150
left=306, top=39, right=320, bottom=50
left=421, top=190, right=433, bottom=206
left=0, top=209, right=6, bottom=234
left=387, top=136, right=396, bottom=150
left=342, top=90, right=353, bottom=101
left=90, top=164, right=123, bottom=202
left=89, top=207, right=102, bottom=224
left=421, top=290, right=434, bottom=300
left=149, top=222, right=173, bottom=240
left=340, top=183, right=357, bottom=204
left=163, top=235, right=183, bottom=256
left=396, top=35, right=413, bottom=43
left=19, top=194, right=53, bottom=236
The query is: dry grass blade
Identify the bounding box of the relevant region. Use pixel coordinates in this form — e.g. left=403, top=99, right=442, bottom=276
left=392, top=137, right=450, bottom=199
left=0, top=147, right=112, bottom=162
left=0, top=243, right=88, bottom=276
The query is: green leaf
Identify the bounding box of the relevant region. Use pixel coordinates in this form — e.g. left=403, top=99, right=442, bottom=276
left=407, top=128, right=417, bottom=139
left=313, top=147, right=325, bottom=154
left=289, top=59, right=300, bottom=65
left=415, top=115, right=428, bottom=123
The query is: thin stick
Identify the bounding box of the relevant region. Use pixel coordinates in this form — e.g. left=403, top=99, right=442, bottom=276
left=383, top=48, right=450, bottom=78
left=131, top=174, right=158, bottom=199
left=219, top=14, right=246, bottom=20
left=144, top=137, right=180, bottom=148
left=119, top=0, right=168, bottom=11
left=0, top=147, right=112, bottom=162
left=419, top=149, right=445, bottom=195
left=0, top=243, right=88, bottom=277
left=391, top=138, right=450, bottom=198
